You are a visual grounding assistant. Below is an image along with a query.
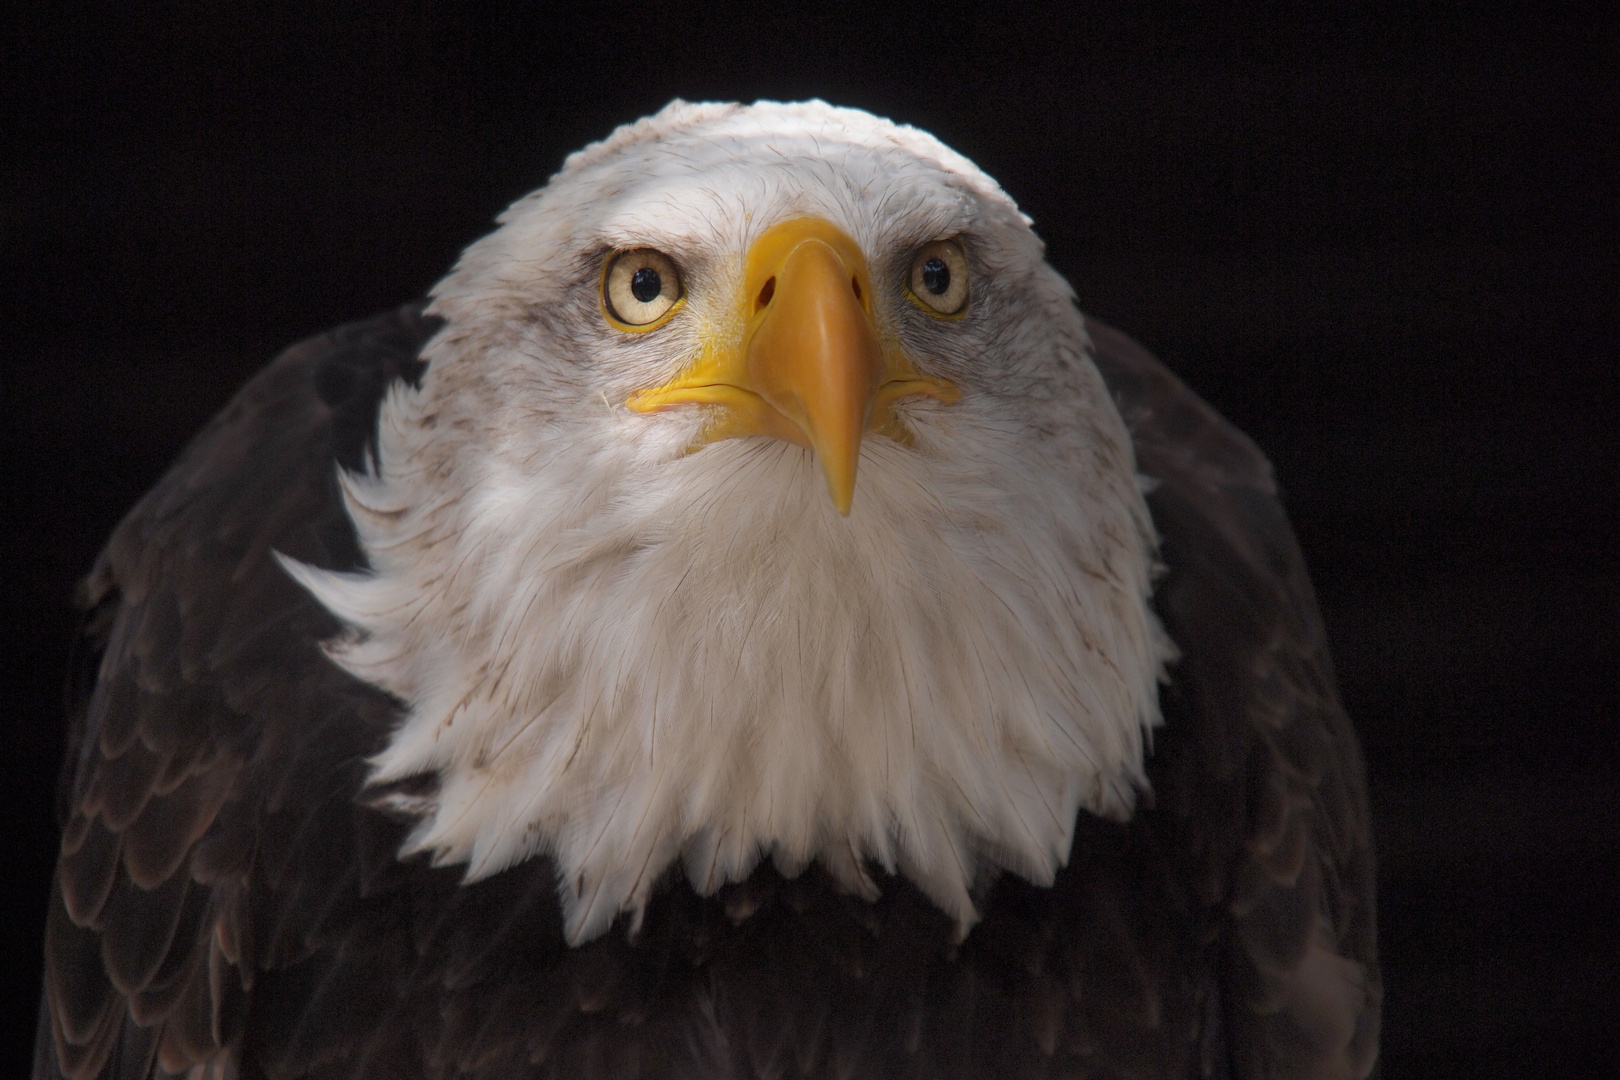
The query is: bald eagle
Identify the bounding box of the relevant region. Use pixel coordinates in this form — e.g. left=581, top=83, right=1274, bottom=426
left=38, top=101, right=1380, bottom=1080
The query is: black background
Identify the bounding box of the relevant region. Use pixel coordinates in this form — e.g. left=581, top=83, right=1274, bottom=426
left=4, top=4, right=1615, bottom=1076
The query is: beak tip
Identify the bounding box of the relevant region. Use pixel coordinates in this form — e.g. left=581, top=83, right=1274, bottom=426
left=824, top=473, right=855, bottom=516
left=821, top=459, right=857, bottom=517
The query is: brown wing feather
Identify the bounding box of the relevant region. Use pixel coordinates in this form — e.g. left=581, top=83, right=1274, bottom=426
left=1086, top=317, right=1381, bottom=1079
left=36, top=306, right=436, bottom=1079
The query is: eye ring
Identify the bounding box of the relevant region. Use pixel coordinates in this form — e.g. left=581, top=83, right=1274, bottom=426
left=603, top=248, right=684, bottom=330
left=906, top=239, right=970, bottom=317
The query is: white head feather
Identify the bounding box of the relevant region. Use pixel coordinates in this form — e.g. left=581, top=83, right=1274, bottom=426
left=282, top=100, right=1173, bottom=944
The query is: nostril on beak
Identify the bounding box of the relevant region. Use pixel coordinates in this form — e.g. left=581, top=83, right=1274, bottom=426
left=851, top=276, right=862, bottom=301
left=756, top=277, right=776, bottom=311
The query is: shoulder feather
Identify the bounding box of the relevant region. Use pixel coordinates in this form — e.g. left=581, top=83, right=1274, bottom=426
left=1088, top=317, right=1381, bottom=1080
left=36, top=305, right=437, bottom=1079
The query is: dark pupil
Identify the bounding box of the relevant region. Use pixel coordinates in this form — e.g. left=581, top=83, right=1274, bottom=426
left=630, top=266, right=663, bottom=303
left=921, top=257, right=950, bottom=296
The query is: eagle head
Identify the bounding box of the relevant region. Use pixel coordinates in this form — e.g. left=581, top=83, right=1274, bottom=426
left=282, top=100, right=1172, bottom=944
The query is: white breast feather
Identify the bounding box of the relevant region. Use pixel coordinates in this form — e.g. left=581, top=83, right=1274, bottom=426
left=279, top=101, right=1174, bottom=944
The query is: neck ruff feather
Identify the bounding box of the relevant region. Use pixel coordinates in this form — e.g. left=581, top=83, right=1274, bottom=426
left=284, top=346, right=1169, bottom=944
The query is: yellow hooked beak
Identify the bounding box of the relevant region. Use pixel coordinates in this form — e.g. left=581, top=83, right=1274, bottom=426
left=624, top=218, right=959, bottom=514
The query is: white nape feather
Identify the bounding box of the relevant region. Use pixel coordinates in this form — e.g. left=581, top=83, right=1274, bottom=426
left=279, top=100, right=1173, bottom=945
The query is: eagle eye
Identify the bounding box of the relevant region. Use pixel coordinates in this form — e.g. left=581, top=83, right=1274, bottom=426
left=907, top=240, right=969, bottom=316
left=604, top=249, right=683, bottom=329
